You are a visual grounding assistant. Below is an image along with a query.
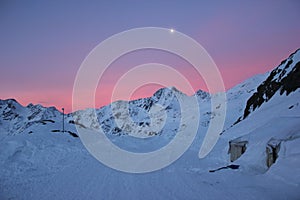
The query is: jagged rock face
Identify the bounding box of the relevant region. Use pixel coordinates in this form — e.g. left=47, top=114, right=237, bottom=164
left=243, top=49, right=300, bottom=119
left=129, top=97, right=153, bottom=112
left=280, top=62, right=300, bottom=95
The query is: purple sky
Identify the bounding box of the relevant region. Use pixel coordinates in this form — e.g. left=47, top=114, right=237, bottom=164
left=0, top=0, right=299, bottom=112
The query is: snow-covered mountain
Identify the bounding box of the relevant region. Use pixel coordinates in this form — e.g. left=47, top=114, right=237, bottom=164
left=0, top=99, right=60, bottom=134
left=1, top=48, right=300, bottom=199
left=219, top=48, right=300, bottom=183
left=83, top=87, right=183, bottom=137
left=241, top=48, right=300, bottom=120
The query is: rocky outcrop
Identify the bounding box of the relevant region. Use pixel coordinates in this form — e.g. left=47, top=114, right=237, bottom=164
left=238, top=48, right=300, bottom=121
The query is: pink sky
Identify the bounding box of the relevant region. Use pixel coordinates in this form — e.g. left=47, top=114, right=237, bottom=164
left=0, top=1, right=299, bottom=113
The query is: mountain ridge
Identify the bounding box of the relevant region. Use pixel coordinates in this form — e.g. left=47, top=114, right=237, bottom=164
left=241, top=48, right=300, bottom=121
left=1, top=48, right=299, bottom=136
left=1, top=48, right=300, bottom=199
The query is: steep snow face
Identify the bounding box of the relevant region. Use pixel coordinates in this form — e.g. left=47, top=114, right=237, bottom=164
left=242, top=48, right=300, bottom=119
left=223, top=73, right=268, bottom=130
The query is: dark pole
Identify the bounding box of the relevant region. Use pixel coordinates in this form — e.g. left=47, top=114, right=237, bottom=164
left=62, top=108, right=65, bottom=133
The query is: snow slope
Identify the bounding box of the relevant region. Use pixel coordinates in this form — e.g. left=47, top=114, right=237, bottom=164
left=0, top=48, right=300, bottom=199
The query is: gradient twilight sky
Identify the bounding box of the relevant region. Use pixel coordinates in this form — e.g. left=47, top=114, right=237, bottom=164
left=0, top=0, right=300, bottom=112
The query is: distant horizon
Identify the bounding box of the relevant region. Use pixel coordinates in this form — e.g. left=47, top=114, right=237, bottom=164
left=1, top=1, right=300, bottom=113
left=1, top=47, right=299, bottom=113
left=0, top=47, right=294, bottom=114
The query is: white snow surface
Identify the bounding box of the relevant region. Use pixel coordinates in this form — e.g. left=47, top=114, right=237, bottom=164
left=1, top=50, right=300, bottom=199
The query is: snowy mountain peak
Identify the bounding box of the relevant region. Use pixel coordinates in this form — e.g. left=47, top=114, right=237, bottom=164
left=0, top=98, right=61, bottom=134
left=151, top=86, right=185, bottom=108
left=242, top=48, right=300, bottom=119
left=73, top=86, right=184, bottom=137
left=0, top=99, right=23, bottom=121
left=0, top=98, right=21, bottom=109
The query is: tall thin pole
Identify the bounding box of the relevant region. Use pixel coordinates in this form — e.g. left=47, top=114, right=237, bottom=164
left=62, top=108, right=65, bottom=133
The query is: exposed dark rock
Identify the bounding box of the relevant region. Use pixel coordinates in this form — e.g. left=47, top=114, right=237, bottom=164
left=195, top=90, right=210, bottom=99
left=280, top=62, right=300, bottom=95
left=112, top=127, right=122, bottom=134
left=129, top=97, right=154, bottom=112
left=238, top=49, right=300, bottom=121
